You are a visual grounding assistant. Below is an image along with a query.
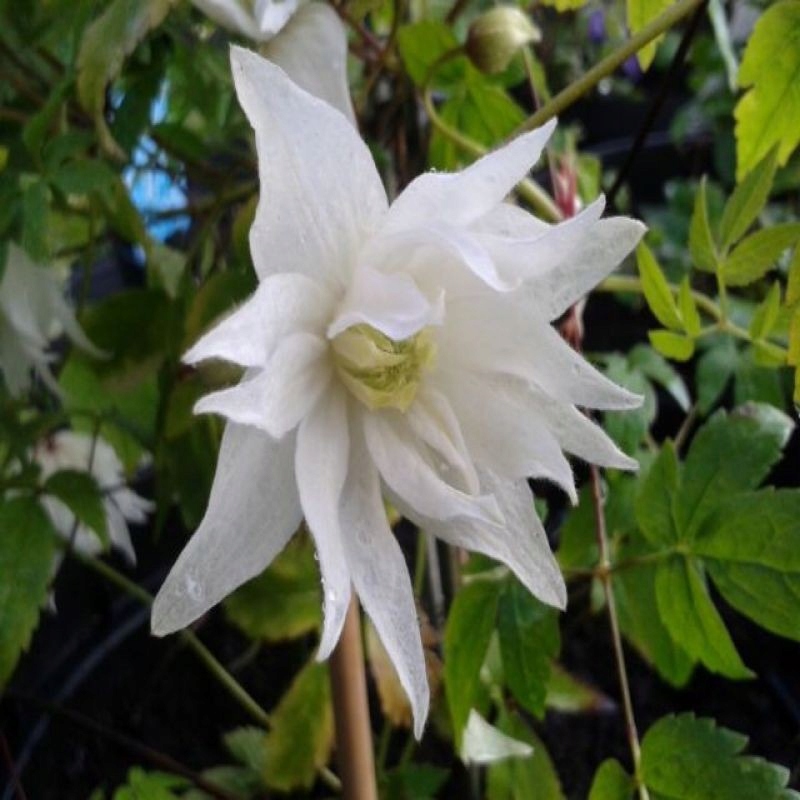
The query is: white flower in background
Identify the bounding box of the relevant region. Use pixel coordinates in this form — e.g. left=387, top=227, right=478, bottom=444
left=191, top=0, right=355, bottom=123
left=35, top=431, right=154, bottom=563
left=152, top=48, right=645, bottom=737
left=0, top=243, right=101, bottom=397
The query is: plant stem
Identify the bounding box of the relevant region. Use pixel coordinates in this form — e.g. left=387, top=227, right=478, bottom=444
left=514, top=0, right=706, bottom=136
left=589, top=467, right=650, bottom=800
left=329, top=598, right=379, bottom=800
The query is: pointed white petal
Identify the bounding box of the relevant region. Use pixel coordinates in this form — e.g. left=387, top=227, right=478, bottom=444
left=461, top=710, right=533, bottom=764
left=194, top=334, right=331, bottom=439
left=253, top=0, right=299, bottom=38
left=383, top=121, right=556, bottom=233
left=340, top=429, right=429, bottom=738
left=395, top=470, right=566, bottom=610
left=263, top=3, right=355, bottom=125
left=295, top=386, right=352, bottom=659
left=152, top=423, right=302, bottom=635
left=363, top=410, right=503, bottom=525
left=104, top=500, right=137, bottom=564
left=231, top=46, right=387, bottom=286
left=184, top=273, right=332, bottom=368
left=433, top=369, right=575, bottom=501
left=192, top=0, right=264, bottom=39
left=327, top=264, right=443, bottom=341
left=470, top=201, right=549, bottom=238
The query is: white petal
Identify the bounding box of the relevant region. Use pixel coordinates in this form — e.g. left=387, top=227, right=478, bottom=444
left=263, top=3, right=355, bottom=125
left=461, top=710, right=533, bottom=764
left=231, top=47, right=387, bottom=286
left=194, top=333, right=331, bottom=439
left=396, top=469, right=566, bottom=610
left=383, top=121, right=556, bottom=234
left=184, top=273, right=332, bottom=368
left=253, top=0, right=299, bottom=38
left=470, top=201, right=549, bottom=238
left=406, top=386, right=480, bottom=494
left=192, top=0, right=264, bottom=39
left=327, top=263, right=443, bottom=341
left=363, top=410, right=503, bottom=525
left=295, top=386, right=352, bottom=659
left=104, top=499, right=137, bottom=564
left=152, top=423, right=302, bottom=635
left=433, top=369, right=575, bottom=501
left=339, top=429, right=429, bottom=738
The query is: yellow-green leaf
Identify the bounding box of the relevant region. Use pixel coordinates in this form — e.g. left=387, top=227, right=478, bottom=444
left=637, top=243, right=682, bottom=330
left=785, top=246, right=800, bottom=306
left=723, top=223, right=800, bottom=286
left=734, top=0, right=800, bottom=179
left=539, top=0, right=588, bottom=10
left=678, top=278, right=701, bottom=336
left=749, top=282, right=782, bottom=341
left=627, top=0, right=672, bottom=69
left=689, top=178, right=718, bottom=273
left=649, top=330, right=695, bottom=362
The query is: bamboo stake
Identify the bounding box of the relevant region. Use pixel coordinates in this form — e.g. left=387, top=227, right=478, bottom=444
left=329, top=597, right=378, bottom=800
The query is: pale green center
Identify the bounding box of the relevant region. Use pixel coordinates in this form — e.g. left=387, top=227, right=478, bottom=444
left=331, top=324, right=436, bottom=412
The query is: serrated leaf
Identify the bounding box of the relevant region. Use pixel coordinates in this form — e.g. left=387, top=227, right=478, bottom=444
left=588, top=759, right=634, bottom=800
left=635, top=442, right=680, bottom=547
left=649, top=329, right=695, bottom=361
left=655, top=557, right=752, bottom=679
left=694, top=490, right=800, bottom=641
left=637, top=243, right=682, bottom=330
left=113, top=769, right=187, bottom=800
left=723, top=223, right=800, bottom=287
left=641, top=713, right=799, bottom=799
left=750, top=282, right=783, bottom=340
left=44, top=469, right=109, bottom=546
left=262, top=659, right=333, bottom=791
left=734, top=1, right=800, bottom=180
left=497, top=580, right=560, bottom=719
left=675, top=406, right=792, bottom=540
left=689, top=178, right=718, bottom=273
left=444, top=579, right=502, bottom=741
left=678, top=278, right=701, bottom=336
left=77, top=0, right=175, bottom=159
left=0, top=498, right=58, bottom=688
left=627, top=0, right=673, bottom=69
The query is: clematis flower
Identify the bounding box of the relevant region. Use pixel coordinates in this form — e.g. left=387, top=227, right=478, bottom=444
left=152, top=47, right=645, bottom=736
left=0, top=244, right=100, bottom=397
left=34, top=431, right=154, bottom=564
left=191, top=0, right=355, bottom=123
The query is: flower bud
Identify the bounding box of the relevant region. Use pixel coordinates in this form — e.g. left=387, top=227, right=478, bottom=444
left=465, top=7, right=541, bottom=75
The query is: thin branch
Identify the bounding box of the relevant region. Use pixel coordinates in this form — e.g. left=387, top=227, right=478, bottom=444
left=0, top=734, right=27, bottom=800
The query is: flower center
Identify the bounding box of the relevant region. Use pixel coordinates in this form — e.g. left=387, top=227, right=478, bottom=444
left=331, top=324, right=436, bottom=412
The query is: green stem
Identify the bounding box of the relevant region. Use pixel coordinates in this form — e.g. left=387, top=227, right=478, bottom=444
left=515, top=0, right=706, bottom=136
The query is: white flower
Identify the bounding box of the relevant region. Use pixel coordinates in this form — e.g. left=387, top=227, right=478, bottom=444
left=191, top=0, right=355, bottom=123
left=0, top=244, right=101, bottom=397
left=34, top=431, right=154, bottom=563
left=152, top=48, right=645, bottom=737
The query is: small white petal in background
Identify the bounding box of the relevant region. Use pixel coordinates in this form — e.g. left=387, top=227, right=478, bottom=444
left=34, top=431, right=153, bottom=564
left=0, top=244, right=101, bottom=397
left=153, top=48, right=646, bottom=738
left=460, top=710, right=534, bottom=765
left=191, top=0, right=355, bottom=123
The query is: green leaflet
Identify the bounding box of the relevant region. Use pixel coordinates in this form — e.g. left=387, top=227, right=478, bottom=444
left=641, top=713, right=800, bottom=799
left=627, top=0, right=673, bottom=69
left=588, top=759, right=634, bottom=800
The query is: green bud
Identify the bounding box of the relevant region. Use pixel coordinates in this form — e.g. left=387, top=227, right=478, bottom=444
left=332, top=324, right=436, bottom=412
left=465, top=7, right=541, bottom=75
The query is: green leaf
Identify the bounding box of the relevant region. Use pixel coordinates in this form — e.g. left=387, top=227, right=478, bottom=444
left=262, top=659, right=333, bottom=791
left=750, top=282, right=783, bottom=341
left=696, top=338, right=738, bottom=414
left=113, top=768, right=187, bottom=800
left=635, top=442, right=680, bottom=547
left=588, top=759, right=634, bottom=800
left=649, top=330, right=695, bottom=362
left=655, top=557, right=752, bottom=679
left=629, top=344, right=691, bottom=411
left=675, top=406, right=792, bottom=540
left=77, top=0, right=175, bottom=159
left=723, top=223, right=800, bottom=286
left=382, top=764, right=449, bottom=800
left=627, top=0, right=673, bottom=69
left=43, top=469, right=109, bottom=546
left=734, top=0, right=800, bottom=180
left=602, top=356, right=655, bottom=453
left=497, top=580, right=560, bottom=718
left=539, top=0, right=587, bottom=10
left=695, top=490, right=800, bottom=641
left=678, top=278, right=701, bottom=336
left=641, top=713, right=799, bottom=799
left=637, top=243, right=682, bottom=330
left=787, top=246, right=800, bottom=306
left=22, top=179, right=50, bottom=263
left=486, top=711, right=565, bottom=800
left=689, top=178, right=719, bottom=273
left=545, top=664, right=613, bottom=714
left=720, top=147, right=778, bottom=249
left=223, top=726, right=267, bottom=773
left=397, top=22, right=465, bottom=88
left=0, top=497, right=58, bottom=688
left=224, top=537, right=321, bottom=642
left=51, top=160, right=116, bottom=197
left=444, top=578, right=502, bottom=740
